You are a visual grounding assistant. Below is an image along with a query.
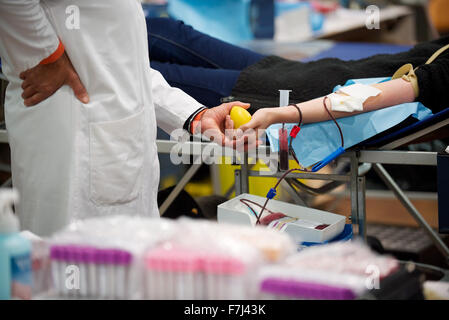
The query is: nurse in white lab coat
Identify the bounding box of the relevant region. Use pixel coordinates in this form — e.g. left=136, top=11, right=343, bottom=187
left=0, top=0, right=246, bottom=236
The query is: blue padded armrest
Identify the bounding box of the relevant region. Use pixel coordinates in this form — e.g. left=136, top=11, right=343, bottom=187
left=360, top=107, right=449, bottom=148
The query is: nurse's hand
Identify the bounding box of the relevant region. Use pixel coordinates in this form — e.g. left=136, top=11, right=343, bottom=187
left=19, top=51, right=89, bottom=107
left=197, top=101, right=249, bottom=147
left=197, top=101, right=261, bottom=150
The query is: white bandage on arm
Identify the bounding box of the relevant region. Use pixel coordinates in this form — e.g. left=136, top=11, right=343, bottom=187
left=327, top=83, right=382, bottom=112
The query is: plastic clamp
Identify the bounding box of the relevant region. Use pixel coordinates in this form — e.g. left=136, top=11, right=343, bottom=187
left=311, top=147, right=345, bottom=172
left=266, top=188, right=277, bottom=199
left=290, top=125, right=301, bottom=138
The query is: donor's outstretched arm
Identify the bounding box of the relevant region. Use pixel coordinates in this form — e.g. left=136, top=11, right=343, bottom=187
left=238, top=78, right=415, bottom=132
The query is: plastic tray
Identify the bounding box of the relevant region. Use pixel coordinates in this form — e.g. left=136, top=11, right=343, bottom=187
left=299, top=224, right=353, bottom=250
left=217, top=193, right=346, bottom=243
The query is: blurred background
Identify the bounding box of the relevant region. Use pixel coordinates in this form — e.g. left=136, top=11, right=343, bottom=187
left=141, top=0, right=446, bottom=46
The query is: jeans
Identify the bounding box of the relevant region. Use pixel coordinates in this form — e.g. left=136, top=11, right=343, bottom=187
left=147, top=18, right=265, bottom=107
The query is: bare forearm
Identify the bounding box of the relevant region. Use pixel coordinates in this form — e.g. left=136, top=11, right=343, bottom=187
left=270, top=78, right=415, bottom=124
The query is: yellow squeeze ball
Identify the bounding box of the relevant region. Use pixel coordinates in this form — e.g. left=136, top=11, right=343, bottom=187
left=230, top=106, right=252, bottom=129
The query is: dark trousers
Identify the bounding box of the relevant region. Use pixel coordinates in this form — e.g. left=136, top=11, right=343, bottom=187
left=147, top=17, right=265, bottom=107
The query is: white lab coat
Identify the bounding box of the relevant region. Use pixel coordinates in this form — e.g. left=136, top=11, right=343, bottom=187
left=0, top=0, right=203, bottom=236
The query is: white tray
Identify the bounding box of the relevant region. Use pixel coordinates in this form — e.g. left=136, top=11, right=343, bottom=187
left=217, top=193, right=346, bottom=243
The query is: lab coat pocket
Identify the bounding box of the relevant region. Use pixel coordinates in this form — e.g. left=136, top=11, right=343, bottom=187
left=89, top=110, right=145, bottom=205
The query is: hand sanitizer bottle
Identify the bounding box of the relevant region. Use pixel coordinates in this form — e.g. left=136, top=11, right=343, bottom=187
left=0, top=189, right=32, bottom=300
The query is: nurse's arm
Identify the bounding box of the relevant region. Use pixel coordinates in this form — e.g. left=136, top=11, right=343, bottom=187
left=19, top=52, right=89, bottom=106
left=0, top=0, right=60, bottom=71
left=239, top=78, right=415, bottom=132
left=0, top=0, right=88, bottom=106
left=151, top=67, right=250, bottom=146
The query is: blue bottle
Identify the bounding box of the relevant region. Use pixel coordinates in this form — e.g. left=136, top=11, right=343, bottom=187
left=0, top=189, right=32, bottom=300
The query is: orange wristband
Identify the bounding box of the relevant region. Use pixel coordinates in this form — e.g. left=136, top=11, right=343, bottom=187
left=39, top=40, right=65, bottom=65
left=191, top=109, right=208, bottom=134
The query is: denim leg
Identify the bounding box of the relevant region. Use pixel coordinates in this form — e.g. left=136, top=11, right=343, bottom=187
left=147, top=17, right=265, bottom=70
left=151, top=61, right=240, bottom=107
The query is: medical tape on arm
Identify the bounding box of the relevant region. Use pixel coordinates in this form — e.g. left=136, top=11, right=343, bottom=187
left=327, top=83, right=382, bottom=112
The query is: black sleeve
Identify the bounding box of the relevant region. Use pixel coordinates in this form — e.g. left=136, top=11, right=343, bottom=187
left=415, top=52, right=449, bottom=113
left=182, top=106, right=208, bottom=133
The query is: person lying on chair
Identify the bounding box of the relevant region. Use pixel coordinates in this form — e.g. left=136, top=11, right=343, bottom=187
left=148, top=17, right=449, bottom=131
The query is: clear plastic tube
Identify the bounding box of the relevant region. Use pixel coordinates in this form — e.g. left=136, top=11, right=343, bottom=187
left=206, top=272, right=215, bottom=300
left=50, top=259, right=61, bottom=294
left=97, top=263, right=107, bottom=298
left=194, top=272, right=205, bottom=300
left=184, top=271, right=195, bottom=299
left=79, top=262, right=88, bottom=297
left=49, top=246, right=62, bottom=295
left=87, top=262, right=96, bottom=298
left=115, top=265, right=125, bottom=299
left=145, top=268, right=155, bottom=299
left=60, top=247, right=69, bottom=296
left=80, top=247, right=96, bottom=298
left=174, top=271, right=182, bottom=299
left=279, top=89, right=291, bottom=107
left=106, top=264, right=114, bottom=299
